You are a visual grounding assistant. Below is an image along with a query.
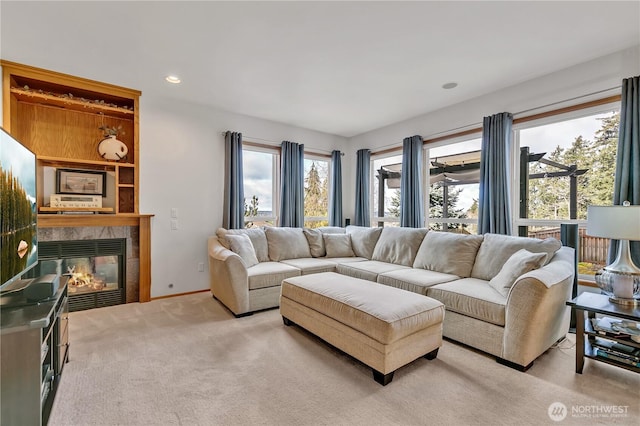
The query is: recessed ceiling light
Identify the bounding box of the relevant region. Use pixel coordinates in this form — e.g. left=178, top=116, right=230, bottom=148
left=442, top=82, right=458, bottom=90
left=165, top=75, right=181, bottom=84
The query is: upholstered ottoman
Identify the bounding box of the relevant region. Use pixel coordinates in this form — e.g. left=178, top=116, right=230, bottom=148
left=280, top=272, right=444, bottom=385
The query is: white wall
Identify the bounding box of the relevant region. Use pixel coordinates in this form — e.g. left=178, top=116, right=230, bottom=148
left=139, top=97, right=347, bottom=297
left=344, top=46, right=640, bottom=219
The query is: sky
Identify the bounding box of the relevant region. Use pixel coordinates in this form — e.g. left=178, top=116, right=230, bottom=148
left=1, top=130, right=37, bottom=203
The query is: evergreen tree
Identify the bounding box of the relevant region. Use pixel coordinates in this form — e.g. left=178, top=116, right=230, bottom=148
left=429, top=182, right=467, bottom=230
left=526, top=112, right=619, bottom=220
left=304, top=162, right=328, bottom=228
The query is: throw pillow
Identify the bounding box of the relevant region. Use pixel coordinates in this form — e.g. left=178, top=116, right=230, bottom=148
left=371, top=227, right=427, bottom=266
left=489, top=249, right=547, bottom=297
left=471, top=233, right=562, bottom=281
left=216, top=227, right=269, bottom=262
left=303, top=228, right=326, bottom=257
left=226, top=234, right=259, bottom=268
left=413, top=231, right=484, bottom=277
left=323, top=234, right=355, bottom=258
left=346, top=226, right=382, bottom=259
left=265, top=227, right=312, bottom=261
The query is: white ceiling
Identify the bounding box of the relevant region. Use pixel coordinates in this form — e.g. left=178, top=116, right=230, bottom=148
left=1, top=1, right=639, bottom=137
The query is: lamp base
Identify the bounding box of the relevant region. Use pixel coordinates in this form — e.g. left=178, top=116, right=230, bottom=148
left=594, top=268, right=640, bottom=306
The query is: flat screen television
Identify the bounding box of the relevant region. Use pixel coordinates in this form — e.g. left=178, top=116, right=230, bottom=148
left=0, top=127, right=38, bottom=290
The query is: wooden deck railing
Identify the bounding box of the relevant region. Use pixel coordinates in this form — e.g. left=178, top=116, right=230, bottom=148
left=528, top=227, right=609, bottom=265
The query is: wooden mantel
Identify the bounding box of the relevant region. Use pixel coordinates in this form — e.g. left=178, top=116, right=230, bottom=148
left=38, top=214, right=154, bottom=302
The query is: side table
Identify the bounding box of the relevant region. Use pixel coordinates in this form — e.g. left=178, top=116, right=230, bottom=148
left=567, top=292, right=640, bottom=374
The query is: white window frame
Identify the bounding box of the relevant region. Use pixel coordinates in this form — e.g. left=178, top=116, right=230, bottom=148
left=511, top=101, right=620, bottom=233
left=370, top=150, right=403, bottom=227
left=511, top=101, right=620, bottom=281
left=425, top=133, right=482, bottom=232
left=303, top=154, right=331, bottom=227
left=242, top=144, right=280, bottom=226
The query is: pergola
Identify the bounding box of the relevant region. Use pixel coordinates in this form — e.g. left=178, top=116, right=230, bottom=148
left=375, top=148, right=587, bottom=231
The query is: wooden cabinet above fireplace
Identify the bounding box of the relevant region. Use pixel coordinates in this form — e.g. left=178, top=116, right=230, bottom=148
left=1, top=60, right=141, bottom=215
left=2, top=61, right=153, bottom=302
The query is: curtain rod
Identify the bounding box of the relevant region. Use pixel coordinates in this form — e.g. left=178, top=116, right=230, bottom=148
left=221, top=132, right=341, bottom=157
left=370, top=85, right=622, bottom=156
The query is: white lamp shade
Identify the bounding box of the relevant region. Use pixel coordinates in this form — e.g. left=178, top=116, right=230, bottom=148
left=587, top=205, right=640, bottom=240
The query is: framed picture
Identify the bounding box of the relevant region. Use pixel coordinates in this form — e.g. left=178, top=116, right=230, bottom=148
left=56, top=169, right=106, bottom=196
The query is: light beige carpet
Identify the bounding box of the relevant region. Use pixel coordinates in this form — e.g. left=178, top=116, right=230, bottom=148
left=49, top=292, right=639, bottom=426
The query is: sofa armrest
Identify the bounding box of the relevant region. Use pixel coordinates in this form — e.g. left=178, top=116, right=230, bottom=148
left=208, top=236, right=250, bottom=315
left=501, top=248, right=575, bottom=366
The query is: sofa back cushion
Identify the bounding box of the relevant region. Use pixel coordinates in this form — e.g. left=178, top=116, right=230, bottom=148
left=371, top=227, right=427, bottom=266
left=216, top=227, right=269, bottom=262
left=317, top=226, right=346, bottom=234
left=226, top=234, right=259, bottom=268
left=265, top=227, right=312, bottom=261
left=346, top=226, right=382, bottom=259
left=303, top=228, right=325, bottom=257
left=323, top=234, right=355, bottom=258
left=413, top=231, right=483, bottom=277
left=471, top=233, right=562, bottom=281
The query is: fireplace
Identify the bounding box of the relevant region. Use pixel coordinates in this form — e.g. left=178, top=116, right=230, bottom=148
left=36, top=239, right=126, bottom=311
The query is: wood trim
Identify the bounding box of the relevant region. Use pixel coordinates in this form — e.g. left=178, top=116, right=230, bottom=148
left=38, top=213, right=153, bottom=228
left=513, top=95, right=621, bottom=125
left=138, top=215, right=152, bottom=302
left=372, top=146, right=402, bottom=157
left=150, top=289, right=209, bottom=301
left=0, top=60, right=141, bottom=98
left=243, top=140, right=331, bottom=158
left=578, top=279, right=599, bottom=289
left=423, top=127, right=483, bottom=146
left=243, top=141, right=279, bottom=152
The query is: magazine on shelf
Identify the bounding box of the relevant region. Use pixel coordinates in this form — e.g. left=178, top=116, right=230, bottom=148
left=592, top=337, right=640, bottom=361
left=594, top=347, right=640, bottom=368
left=590, top=317, right=639, bottom=338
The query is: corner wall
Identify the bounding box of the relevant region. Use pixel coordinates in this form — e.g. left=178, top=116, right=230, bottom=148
left=139, top=97, right=347, bottom=297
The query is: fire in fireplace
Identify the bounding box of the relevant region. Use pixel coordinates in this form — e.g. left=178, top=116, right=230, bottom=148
left=33, top=239, right=126, bottom=311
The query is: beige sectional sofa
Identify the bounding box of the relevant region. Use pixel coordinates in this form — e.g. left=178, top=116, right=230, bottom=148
left=208, top=225, right=575, bottom=370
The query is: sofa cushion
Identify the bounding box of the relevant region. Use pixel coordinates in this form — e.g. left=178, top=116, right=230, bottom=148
left=337, top=260, right=411, bottom=282
left=489, top=249, right=547, bottom=297
left=247, top=262, right=301, bottom=290
left=265, top=227, right=312, bottom=261
left=346, top=226, right=382, bottom=259
left=413, top=231, right=483, bottom=277
left=217, top=227, right=269, bottom=262
left=226, top=234, right=259, bottom=268
left=427, top=278, right=506, bottom=326
left=377, top=268, right=459, bottom=295
left=317, top=226, right=346, bottom=234
left=470, top=234, right=562, bottom=281
left=323, top=234, right=355, bottom=258
left=303, top=228, right=326, bottom=257
left=371, top=227, right=427, bottom=266
left=281, top=258, right=337, bottom=275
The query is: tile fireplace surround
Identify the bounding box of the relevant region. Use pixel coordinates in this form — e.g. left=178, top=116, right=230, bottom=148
left=38, top=226, right=140, bottom=303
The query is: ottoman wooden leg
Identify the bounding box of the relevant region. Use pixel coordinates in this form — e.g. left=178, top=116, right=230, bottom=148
left=424, top=348, right=439, bottom=360
left=282, top=316, right=295, bottom=326
left=373, top=370, right=394, bottom=386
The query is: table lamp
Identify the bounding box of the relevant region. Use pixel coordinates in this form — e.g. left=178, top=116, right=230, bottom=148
left=586, top=202, right=640, bottom=306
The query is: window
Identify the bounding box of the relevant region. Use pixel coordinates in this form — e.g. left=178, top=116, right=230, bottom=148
left=371, top=153, right=403, bottom=227
left=426, top=138, right=481, bottom=234
left=242, top=148, right=279, bottom=228
left=304, top=157, right=330, bottom=228
left=515, top=106, right=620, bottom=278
